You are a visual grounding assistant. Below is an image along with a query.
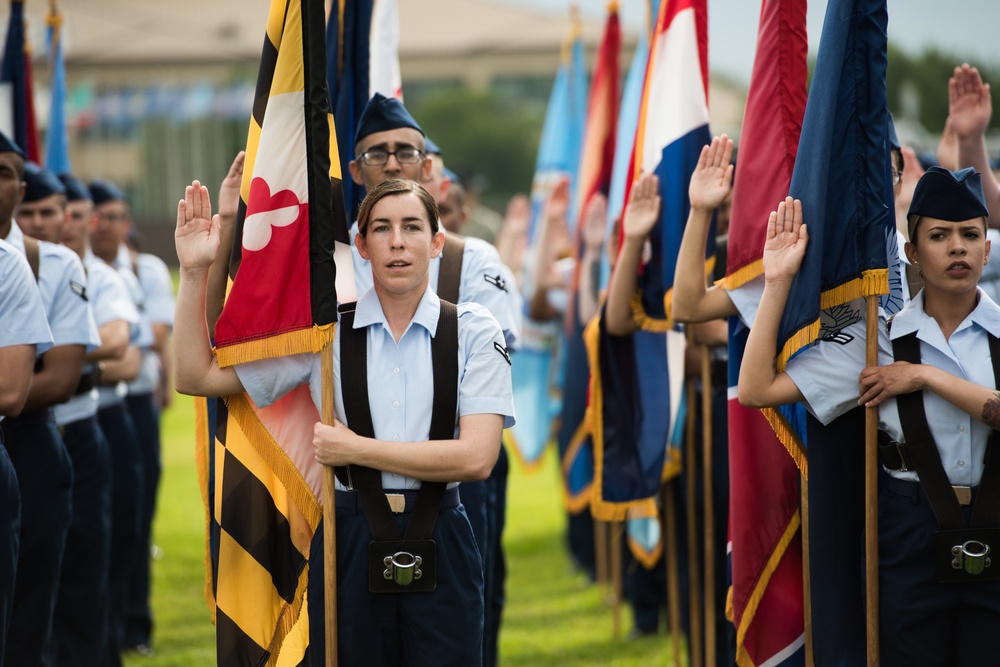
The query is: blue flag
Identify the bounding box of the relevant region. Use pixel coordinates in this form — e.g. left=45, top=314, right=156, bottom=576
left=44, top=8, right=69, bottom=174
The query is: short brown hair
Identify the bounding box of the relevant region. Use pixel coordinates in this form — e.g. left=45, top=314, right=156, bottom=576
left=357, top=179, right=440, bottom=236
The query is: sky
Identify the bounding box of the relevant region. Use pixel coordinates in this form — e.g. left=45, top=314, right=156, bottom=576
left=496, top=0, right=1000, bottom=85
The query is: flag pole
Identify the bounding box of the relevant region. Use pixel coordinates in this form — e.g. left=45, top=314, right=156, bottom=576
left=801, top=472, right=814, bottom=667
left=321, top=344, right=339, bottom=667
left=611, top=521, right=623, bottom=639
left=662, top=483, right=682, bottom=667
left=700, top=344, right=716, bottom=667
left=685, top=363, right=703, bottom=667
left=864, top=294, right=879, bottom=666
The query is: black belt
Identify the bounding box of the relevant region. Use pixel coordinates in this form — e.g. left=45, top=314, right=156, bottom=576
left=886, top=476, right=976, bottom=507
left=336, top=487, right=461, bottom=515
left=74, top=369, right=98, bottom=396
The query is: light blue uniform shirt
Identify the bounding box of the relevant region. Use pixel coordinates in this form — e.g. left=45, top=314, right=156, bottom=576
left=350, top=221, right=521, bottom=351
left=6, top=223, right=100, bottom=355
left=785, top=288, right=1000, bottom=486
left=236, top=286, right=516, bottom=491
left=121, top=249, right=175, bottom=395
left=0, top=236, right=52, bottom=354
left=54, top=257, right=141, bottom=425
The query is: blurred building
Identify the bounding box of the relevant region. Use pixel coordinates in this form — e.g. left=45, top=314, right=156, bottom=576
left=0, top=0, right=749, bottom=261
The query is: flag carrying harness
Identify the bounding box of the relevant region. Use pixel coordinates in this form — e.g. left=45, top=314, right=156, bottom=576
left=335, top=299, right=459, bottom=592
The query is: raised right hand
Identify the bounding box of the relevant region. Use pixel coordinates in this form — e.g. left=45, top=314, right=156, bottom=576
left=762, top=197, right=808, bottom=283
left=688, top=134, right=734, bottom=212
left=175, top=180, right=220, bottom=271
left=948, top=64, right=992, bottom=140
left=622, top=172, right=660, bottom=241
left=217, top=151, right=245, bottom=224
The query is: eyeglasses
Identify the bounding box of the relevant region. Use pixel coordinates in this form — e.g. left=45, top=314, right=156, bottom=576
left=892, top=169, right=901, bottom=186
left=356, top=147, right=425, bottom=166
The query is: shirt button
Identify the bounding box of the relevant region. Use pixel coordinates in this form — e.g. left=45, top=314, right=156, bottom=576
left=958, top=460, right=966, bottom=467
left=393, top=367, right=400, bottom=374
left=959, top=424, right=966, bottom=432
left=392, top=435, right=399, bottom=442
left=392, top=400, right=400, bottom=408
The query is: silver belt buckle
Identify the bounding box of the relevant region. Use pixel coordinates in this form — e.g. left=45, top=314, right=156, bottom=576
left=385, top=493, right=406, bottom=513
left=953, top=486, right=972, bottom=506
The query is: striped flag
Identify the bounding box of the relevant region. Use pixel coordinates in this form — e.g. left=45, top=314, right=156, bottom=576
left=0, top=0, right=39, bottom=162
left=506, top=13, right=587, bottom=471
left=559, top=2, right=620, bottom=515
left=326, top=0, right=401, bottom=221
left=43, top=3, right=69, bottom=174
left=720, top=0, right=808, bottom=664
left=206, top=0, right=345, bottom=661
left=589, top=0, right=706, bottom=521
left=767, top=0, right=896, bottom=663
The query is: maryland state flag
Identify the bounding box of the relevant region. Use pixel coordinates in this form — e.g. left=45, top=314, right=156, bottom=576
left=202, top=0, right=346, bottom=662
left=0, top=0, right=39, bottom=161
left=719, top=0, right=809, bottom=664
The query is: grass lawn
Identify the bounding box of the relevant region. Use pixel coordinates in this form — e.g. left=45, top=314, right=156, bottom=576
left=128, top=392, right=683, bottom=666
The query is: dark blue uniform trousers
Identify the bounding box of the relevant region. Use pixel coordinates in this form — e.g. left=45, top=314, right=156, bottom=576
left=308, top=498, right=483, bottom=667
left=483, top=446, right=509, bottom=667
left=124, top=392, right=161, bottom=648
left=1, top=409, right=73, bottom=667
left=50, top=415, right=112, bottom=666
left=879, top=480, right=1000, bottom=666
left=97, top=401, right=144, bottom=667
left=0, top=434, right=20, bottom=667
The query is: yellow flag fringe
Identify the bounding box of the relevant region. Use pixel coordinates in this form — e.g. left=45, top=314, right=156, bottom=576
left=215, top=324, right=334, bottom=369
left=734, top=511, right=802, bottom=667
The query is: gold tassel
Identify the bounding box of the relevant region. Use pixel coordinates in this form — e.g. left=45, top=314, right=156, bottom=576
left=215, top=325, right=334, bottom=369
left=720, top=259, right=764, bottom=292
left=761, top=407, right=808, bottom=477
left=630, top=290, right=674, bottom=333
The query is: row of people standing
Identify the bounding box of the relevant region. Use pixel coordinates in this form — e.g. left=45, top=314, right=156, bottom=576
left=0, top=129, right=174, bottom=667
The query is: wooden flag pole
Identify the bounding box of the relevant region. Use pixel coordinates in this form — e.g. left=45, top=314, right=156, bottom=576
left=595, top=520, right=609, bottom=587
left=685, top=372, right=703, bottom=667
left=864, top=295, right=880, bottom=666
left=801, top=473, right=814, bottom=667
left=663, top=483, right=683, bottom=667
left=321, top=343, right=338, bottom=667
left=700, top=346, right=716, bottom=667
left=611, top=521, right=624, bottom=639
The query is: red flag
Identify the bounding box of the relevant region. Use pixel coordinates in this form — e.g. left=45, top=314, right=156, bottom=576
left=722, top=0, right=809, bottom=664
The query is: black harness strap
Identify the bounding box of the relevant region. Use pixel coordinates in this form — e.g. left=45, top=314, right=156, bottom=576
left=438, top=232, right=465, bottom=304
left=893, top=332, right=1000, bottom=529
left=336, top=300, right=459, bottom=541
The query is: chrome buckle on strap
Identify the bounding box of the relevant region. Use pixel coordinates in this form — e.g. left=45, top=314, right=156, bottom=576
left=385, top=493, right=406, bottom=514
left=953, top=486, right=972, bottom=506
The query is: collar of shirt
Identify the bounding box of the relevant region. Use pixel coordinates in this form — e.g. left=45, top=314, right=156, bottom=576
left=890, top=287, right=1000, bottom=341
left=4, top=221, right=24, bottom=254
left=113, top=244, right=131, bottom=271
left=353, top=284, right=441, bottom=339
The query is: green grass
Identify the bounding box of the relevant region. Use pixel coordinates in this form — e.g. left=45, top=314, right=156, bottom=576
left=127, top=392, right=684, bottom=665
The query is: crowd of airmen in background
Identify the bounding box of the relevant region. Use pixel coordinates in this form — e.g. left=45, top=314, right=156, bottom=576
left=0, top=129, right=174, bottom=666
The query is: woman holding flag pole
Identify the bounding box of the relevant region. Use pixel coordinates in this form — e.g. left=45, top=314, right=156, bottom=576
left=738, top=169, right=1000, bottom=664
left=173, top=178, right=514, bottom=665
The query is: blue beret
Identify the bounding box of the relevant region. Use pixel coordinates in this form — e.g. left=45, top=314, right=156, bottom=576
left=424, top=136, right=442, bottom=155
left=22, top=162, right=66, bottom=202
left=442, top=166, right=460, bottom=185
left=89, top=179, right=126, bottom=206
left=907, top=166, right=989, bottom=234
left=353, top=93, right=423, bottom=148
left=58, top=173, right=91, bottom=202
left=0, top=130, right=25, bottom=159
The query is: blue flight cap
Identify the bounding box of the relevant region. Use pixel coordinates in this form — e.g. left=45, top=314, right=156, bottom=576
left=353, top=93, right=423, bottom=148
left=424, top=136, right=442, bottom=155
left=89, top=179, right=126, bottom=206
left=442, top=166, right=460, bottom=185
left=907, top=166, right=989, bottom=236
left=0, top=130, right=25, bottom=159
left=22, top=162, right=66, bottom=202
left=58, top=173, right=91, bottom=202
